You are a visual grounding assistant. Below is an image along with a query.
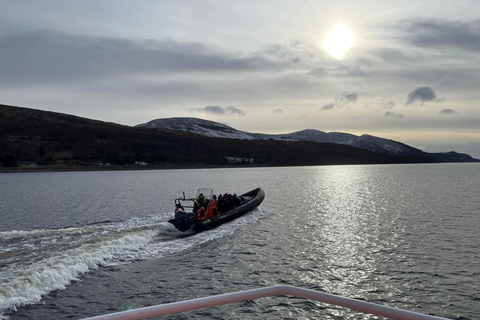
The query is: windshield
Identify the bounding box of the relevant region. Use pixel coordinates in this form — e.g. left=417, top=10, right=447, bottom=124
left=197, top=188, right=213, bottom=199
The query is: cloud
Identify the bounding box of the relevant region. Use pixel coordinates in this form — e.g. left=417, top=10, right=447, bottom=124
left=190, top=105, right=246, bottom=116
left=308, top=64, right=365, bottom=78
left=321, top=92, right=358, bottom=111
left=321, top=103, right=335, bottom=110
left=383, top=101, right=396, bottom=110
left=0, top=29, right=277, bottom=86
left=439, top=108, right=458, bottom=115
left=263, top=40, right=323, bottom=66
left=385, top=111, right=405, bottom=119
left=262, top=40, right=367, bottom=78
left=406, top=86, right=437, bottom=105
left=340, top=92, right=358, bottom=104
left=272, top=108, right=284, bottom=113
left=367, top=48, right=420, bottom=63
left=402, top=18, right=480, bottom=52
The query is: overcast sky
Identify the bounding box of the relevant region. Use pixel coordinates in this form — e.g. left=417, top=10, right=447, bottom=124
left=1, top=0, right=479, bottom=157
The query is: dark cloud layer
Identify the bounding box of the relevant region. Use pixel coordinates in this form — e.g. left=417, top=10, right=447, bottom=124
left=406, top=87, right=437, bottom=105
left=403, top=18, right=480, bottom=52
left=190, top=105, right=245, bottom=116
left=0, top=30, right=276, bottom=86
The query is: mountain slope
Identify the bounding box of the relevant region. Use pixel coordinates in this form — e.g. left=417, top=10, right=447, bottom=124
left=137, top=117, right=255, bottom=140
left=137, top=117, right=477, bottom=162
left=252, top=130, right=423, bottom=156
left=3, top=104, right=442, bottom=167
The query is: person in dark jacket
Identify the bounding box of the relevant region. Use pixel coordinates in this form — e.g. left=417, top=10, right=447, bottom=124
left=233, top=193, right=240, bottom=207
left=227, top=194, right=234, bottom=209
left=217, top=195, right=225, bottom=212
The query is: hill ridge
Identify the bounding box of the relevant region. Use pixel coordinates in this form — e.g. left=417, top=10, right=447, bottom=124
left=137, top=117, right=475, bottom=161
left=1, top=104, right=478, bottom=168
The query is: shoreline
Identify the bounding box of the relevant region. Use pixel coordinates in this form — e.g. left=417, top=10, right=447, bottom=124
left=2, top=161, right=478, bottom=173
left=0, top=163, right=271, bottom=173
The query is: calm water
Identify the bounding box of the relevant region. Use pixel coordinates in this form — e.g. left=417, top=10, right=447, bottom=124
left=0, top=164, right=479, bottom=319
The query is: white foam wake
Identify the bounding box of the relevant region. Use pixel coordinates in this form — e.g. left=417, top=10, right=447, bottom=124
left=0, top=215, right=166, bottom=318
left=0, top=208, right=271, bottom=318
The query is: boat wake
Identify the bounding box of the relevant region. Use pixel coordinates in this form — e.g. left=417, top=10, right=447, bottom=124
left=0, top=207, right=270, bottom=319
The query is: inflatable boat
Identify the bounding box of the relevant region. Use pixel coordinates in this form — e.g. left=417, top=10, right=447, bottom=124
left=168, top=187, right=265, bottom=232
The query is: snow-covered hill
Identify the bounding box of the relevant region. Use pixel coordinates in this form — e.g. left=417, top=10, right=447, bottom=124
left=251, top=129, right=421, bottom=156
left=136, top=117, right=255, bottom=140
left=136, top=117, right=474, bottom=161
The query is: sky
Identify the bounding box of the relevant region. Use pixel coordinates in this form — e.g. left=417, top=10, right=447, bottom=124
left=1, top=0, right=480, bottom=158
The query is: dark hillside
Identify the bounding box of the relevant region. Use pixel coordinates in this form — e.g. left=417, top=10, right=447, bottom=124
left=0, top=104, right=434, bottom=167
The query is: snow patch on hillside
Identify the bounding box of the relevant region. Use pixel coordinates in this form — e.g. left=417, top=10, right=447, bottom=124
left=136, top=117, right=424, bottom=156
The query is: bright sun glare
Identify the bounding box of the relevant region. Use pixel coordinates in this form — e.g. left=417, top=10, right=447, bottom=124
left=324, top=26, right=355, bottom=59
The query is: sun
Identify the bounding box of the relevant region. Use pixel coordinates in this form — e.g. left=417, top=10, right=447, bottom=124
left=324, top=26, right=355, bottom=59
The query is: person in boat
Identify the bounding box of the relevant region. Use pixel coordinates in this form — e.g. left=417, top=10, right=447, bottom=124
left=217, top=194, right=225, bottom=212
left=222, top=193, right=234, bottom=211
left=195, top=193, right=209, bottom=210
left=210, top=195, right=219, bottom=217
left=193, top=193, right=203, bottom=214
left=227, top=194, right=234, bottom=209
left=221, top=193, right=229, bottom=211
left=233, top=193, right=240, bottom=207
left=196, top=193, right=204, bottom=206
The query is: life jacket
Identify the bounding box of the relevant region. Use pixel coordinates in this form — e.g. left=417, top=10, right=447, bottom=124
left=206, top=199, right=218, bottom=218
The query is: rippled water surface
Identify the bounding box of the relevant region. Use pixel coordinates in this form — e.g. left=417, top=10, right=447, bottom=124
left=1, top=164, right=479, bottom=319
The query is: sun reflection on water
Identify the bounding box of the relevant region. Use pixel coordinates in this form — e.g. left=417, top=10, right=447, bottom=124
left=320, top=167, right=367, bottom=266
left=306, top=166, right=403, bottom=300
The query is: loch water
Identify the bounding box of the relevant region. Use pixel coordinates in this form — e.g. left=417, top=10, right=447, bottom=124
left=0, top=163, right=479, bottom=319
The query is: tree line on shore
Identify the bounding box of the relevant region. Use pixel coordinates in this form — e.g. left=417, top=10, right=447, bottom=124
left=0, top=104, right=435, bottom=168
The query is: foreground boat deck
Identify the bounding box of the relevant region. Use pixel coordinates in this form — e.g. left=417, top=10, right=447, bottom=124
left=81, top=285, right=449, bottom=320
